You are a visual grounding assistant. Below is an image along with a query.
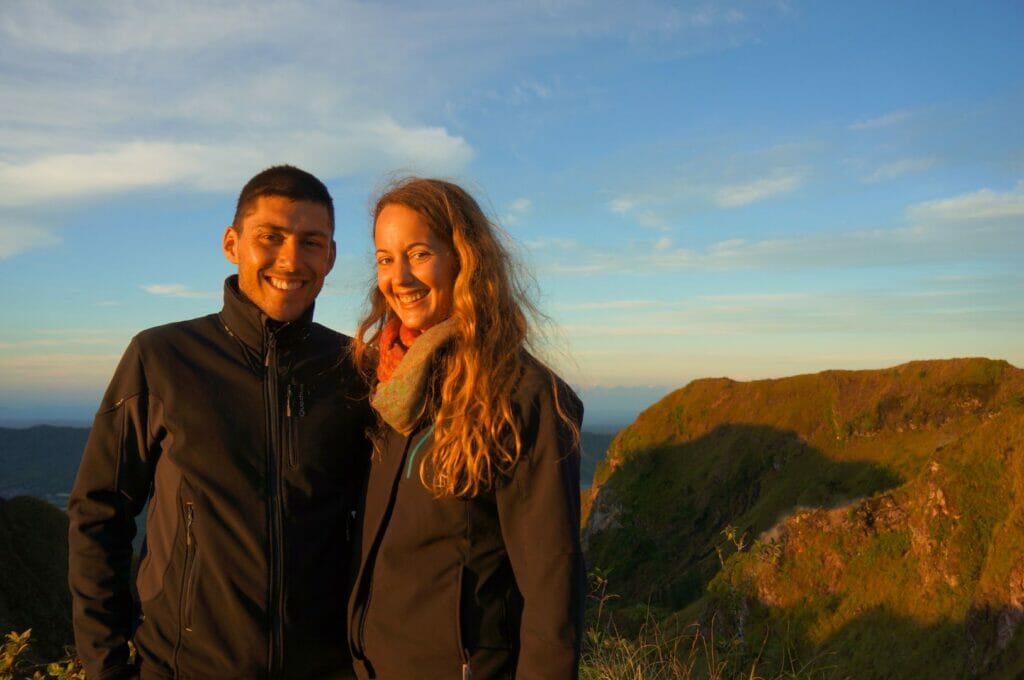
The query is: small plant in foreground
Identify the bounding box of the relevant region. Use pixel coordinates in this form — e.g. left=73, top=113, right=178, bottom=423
left=0, top=630, right=85, bottom=680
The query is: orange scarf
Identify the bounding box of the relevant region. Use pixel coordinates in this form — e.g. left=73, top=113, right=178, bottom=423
left=376, top=318, right=423, bottom=383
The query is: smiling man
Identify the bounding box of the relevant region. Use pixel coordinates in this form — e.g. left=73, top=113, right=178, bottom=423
left=68, top=165, right=370, bottom=680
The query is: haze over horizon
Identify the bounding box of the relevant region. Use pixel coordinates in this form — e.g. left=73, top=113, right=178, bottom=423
left=2, top=2, right=1022, bottom=425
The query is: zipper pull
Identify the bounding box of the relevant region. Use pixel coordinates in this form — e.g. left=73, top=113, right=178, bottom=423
left=462, top=662, right=470, bottom=680
left=286, top=384, right=293, bottom=417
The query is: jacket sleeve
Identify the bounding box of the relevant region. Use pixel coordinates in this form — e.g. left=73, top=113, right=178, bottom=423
left=68, top=337, right=158, bottom=680
left=495, top=373, right=585, bottom=680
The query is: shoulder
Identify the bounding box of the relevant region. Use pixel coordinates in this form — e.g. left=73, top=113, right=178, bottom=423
left=134, top=314, right=218, bottom=342
left=309, top=322, right=353, bottom=350
left=515, top=355, right=583, bottom=427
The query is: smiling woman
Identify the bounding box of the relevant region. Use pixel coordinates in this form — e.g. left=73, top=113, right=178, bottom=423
left=374, top=202, right=458, bottom=331
left=348, top=177, right=585, bottom=679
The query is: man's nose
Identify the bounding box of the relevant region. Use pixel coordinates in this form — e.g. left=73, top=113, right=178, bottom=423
left=276, top=238, right=298, bottom=270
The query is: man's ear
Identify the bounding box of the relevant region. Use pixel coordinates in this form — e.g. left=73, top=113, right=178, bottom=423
left=327, top=239, right=337, bottom=273
left=223, top=226, right=240, bottom=264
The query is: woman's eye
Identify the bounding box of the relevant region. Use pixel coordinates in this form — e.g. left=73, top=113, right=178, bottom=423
left=410, top=250, right=431, bottom=262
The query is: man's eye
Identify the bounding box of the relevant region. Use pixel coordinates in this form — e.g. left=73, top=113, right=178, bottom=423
left=376, top=257, right=392, bottom=266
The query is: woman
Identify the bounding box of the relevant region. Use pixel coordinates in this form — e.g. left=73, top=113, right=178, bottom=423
left=347, top=178, right=585, bottom=679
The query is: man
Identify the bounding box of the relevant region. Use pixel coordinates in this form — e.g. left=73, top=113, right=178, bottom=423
left=68, top=165, right=370, bottom=679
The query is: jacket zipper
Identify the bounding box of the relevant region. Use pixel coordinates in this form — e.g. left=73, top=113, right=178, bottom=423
left=264, top=331, right=285, bottom=674
left=173, top=501, right=196, bottom=671
left=286, top=383, right=304, bottom=469
left=456, top=564, right=471, bottom=679
left=183, top=502, right=197, bottom=632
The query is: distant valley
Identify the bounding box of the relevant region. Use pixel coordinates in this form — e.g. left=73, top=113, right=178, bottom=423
left=0, top=424, right=617, bottom=504
left=0, top=425, right=88, bottom=508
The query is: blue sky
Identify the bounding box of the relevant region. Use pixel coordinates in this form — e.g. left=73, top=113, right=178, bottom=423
left=1, top=1, right=1022, bottom=424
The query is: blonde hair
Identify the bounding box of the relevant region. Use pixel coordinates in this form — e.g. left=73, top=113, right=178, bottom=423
left=354, top=177, right=575, bottom=497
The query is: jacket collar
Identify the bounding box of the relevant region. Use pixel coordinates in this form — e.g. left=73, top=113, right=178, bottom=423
left=219, top=275, right=315, bottom=353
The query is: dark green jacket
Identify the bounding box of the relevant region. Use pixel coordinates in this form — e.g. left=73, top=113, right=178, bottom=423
left=68, top=277, right=371, bottom=679
left=348, top=362, right=585, bottom=680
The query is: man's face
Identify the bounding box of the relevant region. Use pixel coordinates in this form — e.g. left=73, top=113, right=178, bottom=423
left=223, top=195, right=336, bottom=322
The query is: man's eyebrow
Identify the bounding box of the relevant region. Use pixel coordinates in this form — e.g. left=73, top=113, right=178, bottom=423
left=253, top=222, right=331, bottom=237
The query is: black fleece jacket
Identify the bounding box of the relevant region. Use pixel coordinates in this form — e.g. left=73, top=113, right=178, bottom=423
left=68, top=277, right=371, bottom=680
left=348, top=361, right=585, bottom=680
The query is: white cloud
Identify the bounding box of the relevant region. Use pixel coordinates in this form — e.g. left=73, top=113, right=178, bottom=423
left=510, top=197, right=532, bottom=213
left=541, top=182, right=1024, bottom=275
left=142, top=284, right=218, bottom=299
left=907, top=181, right=1024, bottom=223
left=524, top=237, right=580, bottom=252
left=0, top=353, right=122, bottom=390
left=0, top=1, right=786, bottom=208
left=557, top=300, right=661, bottom=311
left=849, top=110, right=913, bottom=130
left=607, top=194, right=670, bottom=229
left=504, top=197, right=533, bottom=224
left=0, top=124, right=473, bottom=206
left=0, top=222, right=61, bottom=258
left=712, top=170, right=802, bottom=207
left=609, top=196, right=637, bottom=215
left=864, top=157, right=939, bottom=183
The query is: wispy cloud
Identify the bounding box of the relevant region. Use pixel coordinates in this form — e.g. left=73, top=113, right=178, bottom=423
left=142, top=284, right=218, bottom=299
left=849, top=110, right=913, bottom=130
left=0, top=126, right=473, bottom=207
left=545, top=182, right=1024, bottom=275
left=504, top=197, right=533, bottom=225
left=907, top=181, right=1024, bottom=223
left=864, top=156, right=939, bottom=183
left=607, top=194, right=670, bottom=229
left=524, top=237, right=580, bottom=252
left=712, top=170, right=802, bottom=207
left=0, top=222, right=61, bottom=258
left=0, top=353, right=122, bottom=389
left=556, top=300, right=662, bottom=311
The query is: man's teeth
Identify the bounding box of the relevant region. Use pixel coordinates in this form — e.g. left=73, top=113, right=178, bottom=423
left=398, top=291, right=427, bottom=303
left=269, top=278, right=302, bottom=291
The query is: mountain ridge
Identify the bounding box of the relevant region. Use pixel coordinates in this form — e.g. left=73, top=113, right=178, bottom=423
left=583, top=357, right=1024, bottom=678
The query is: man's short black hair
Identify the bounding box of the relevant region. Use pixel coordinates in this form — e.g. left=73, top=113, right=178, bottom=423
left=233, top=164, right=334, bottom=232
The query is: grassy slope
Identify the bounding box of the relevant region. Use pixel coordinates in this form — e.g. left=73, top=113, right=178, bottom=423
left=583, top=358, right=1024, bottom=678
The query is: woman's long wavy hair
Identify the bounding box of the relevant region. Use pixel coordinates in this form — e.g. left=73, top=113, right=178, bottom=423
left=354, top=177, right=574, bottom=498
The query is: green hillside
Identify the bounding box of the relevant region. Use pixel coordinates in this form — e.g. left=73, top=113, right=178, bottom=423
left=0, top=496, right=73, bottom=663
left=583, top=358, right=1024, bottom=679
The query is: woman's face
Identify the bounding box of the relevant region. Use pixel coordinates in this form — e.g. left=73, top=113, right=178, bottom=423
left=374, top=203, right=458, bottom=331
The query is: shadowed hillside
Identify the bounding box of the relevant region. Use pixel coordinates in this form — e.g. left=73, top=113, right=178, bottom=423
left=0, top=496, right=73, bottom=662
left=583, top=358, right=1024, bottom=678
